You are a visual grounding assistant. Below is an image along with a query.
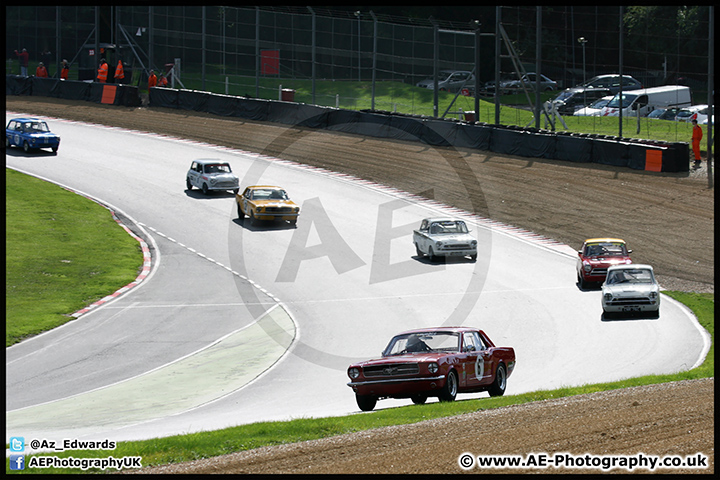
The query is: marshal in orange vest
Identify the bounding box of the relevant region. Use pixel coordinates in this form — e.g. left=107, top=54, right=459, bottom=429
left=97, top=59, right=108, bottom=83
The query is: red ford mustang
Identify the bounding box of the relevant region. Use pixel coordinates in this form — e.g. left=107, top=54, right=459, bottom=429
left=347, top=326, right=516, bottom=411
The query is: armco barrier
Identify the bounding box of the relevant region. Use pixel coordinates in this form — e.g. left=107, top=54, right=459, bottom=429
left=7, top=74, right=689, bottom=173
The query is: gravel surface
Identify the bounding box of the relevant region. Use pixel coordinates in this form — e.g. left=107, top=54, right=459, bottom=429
left=6, top=97, right=714, bottom=474
left=135, top=379, right=714, bottom=475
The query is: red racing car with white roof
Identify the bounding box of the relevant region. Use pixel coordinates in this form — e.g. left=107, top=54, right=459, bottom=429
left=576, top=238, right=633, bottom=289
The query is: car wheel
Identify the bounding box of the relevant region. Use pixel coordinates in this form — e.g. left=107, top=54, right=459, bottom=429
left=249, top=211, right=257, bottom=226
left=428, top=246, right=437, bottom=262
left=488, top=363, right=507, bottom=397
left=438, top=370, right=458, bottom=402
left=470, top=254, right=477, bottom=262
left=233, top=188, right=239, bottom=194
left=52, top=146, right=58, bottom=153
left=6, top=137, right=11, bottom=148
left=186, top=178, right=193, bottom=190
left=356, top=394, right=377, bottom=412
left=577, top=272, right=587, bottom=289
left=411, top=394, right=428, bottom=405
left=23, top=141, right=30, bottom=153
left=415, top=243, right=424, bottom=257
left=201, top=183, right=209, bottom=195
left=237, top=202, right=244, bottom=220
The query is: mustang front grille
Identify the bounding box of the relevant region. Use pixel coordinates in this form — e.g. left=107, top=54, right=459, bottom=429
left=363, top=363, right=419, bottom=377
left=266, top=207, right=294, bottom=213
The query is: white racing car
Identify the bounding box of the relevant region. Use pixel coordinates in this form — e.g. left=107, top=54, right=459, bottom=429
left=413, top=218, right=477, bottom=262
left=601, top=264, right=660, bottom=318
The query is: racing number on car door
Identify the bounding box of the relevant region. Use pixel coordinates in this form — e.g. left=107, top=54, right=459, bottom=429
left=462, top=332, right=484, bottom=387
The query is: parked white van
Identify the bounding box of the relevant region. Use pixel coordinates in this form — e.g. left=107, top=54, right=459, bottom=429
left=600, top=85, right=691, bottom=117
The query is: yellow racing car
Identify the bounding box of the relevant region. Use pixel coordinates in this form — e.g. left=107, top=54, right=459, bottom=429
left=236, top=185, right=300, bottom=226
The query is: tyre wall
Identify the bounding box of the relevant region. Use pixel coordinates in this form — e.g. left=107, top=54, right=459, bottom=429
left=6, top=75, right=140, bottom=107
left=6, top=75, right=689, bottom=173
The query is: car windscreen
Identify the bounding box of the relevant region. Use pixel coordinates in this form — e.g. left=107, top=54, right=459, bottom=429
left=585, top=242, right=627, bottom=257
left=589, top=98, right=611, bottom=109
left=384, top=332, right=460, bottom=355
left=24, top=122, right=50, bottom=132
left=606, top=93, right=638, bottom=109
left=251, top=189, right=288, bottom=200
left=204, top=164, right=231, bottom=173
left=606, top=269, right=654, bottom=285
left=429, top=221, right=469, bottom=234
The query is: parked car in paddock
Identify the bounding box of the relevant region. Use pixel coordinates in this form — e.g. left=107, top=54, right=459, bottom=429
left=576, top=238, right=633, bottom=289
left=576, top=74, right=643, bottom=94
left=551, top=73, right=642, bottom=115
left=413, top=218, right=477, bottom=262
left=186, top=159, right=239, bottom=195
left=347, top=326, right=516, bottom=411
left=5, top=117, right=60, bottom=153
left=646, top=107, right=681, bottom=121
left=496, top=72, right=557, bottom=94
left=600, top=85, right=692, bottom=118
left=552, top=87, right=612, bottom=116
left=573, top=95, right=614, bottom=116
left=675, top=104, right=710, bottom=124
left=601, top=264, right=660, bottom=317
left=416, top=70, right=475, bottom=93
left=236, top=185, right=300, bottom=226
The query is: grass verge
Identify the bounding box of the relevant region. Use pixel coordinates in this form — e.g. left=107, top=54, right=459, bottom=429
left=5, top=169, right=143, bottom=346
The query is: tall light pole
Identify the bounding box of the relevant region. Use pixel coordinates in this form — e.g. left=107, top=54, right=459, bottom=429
left=577, top=36, right=587, bottom=85
left=354, top=11, right=361, bottom=82
left=578, top=36, right=588, bottom=111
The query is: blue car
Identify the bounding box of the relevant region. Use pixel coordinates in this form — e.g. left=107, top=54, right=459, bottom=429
left=6, top=117, right=61, bottom=153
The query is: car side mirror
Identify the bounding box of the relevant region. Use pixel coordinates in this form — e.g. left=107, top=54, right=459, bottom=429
left=578, top=250, right=583, bottom=257
left=627, top=249, right=633, bottom=254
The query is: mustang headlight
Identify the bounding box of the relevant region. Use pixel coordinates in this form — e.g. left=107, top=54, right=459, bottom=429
left=603, top=292, right=613, bottom=301
left=428, top=362, right=439, bottom=374
left=348, top=367, right=360, bottom=379
left=583, top=264, right=592, bottom=273
left=471, top=240, right=477, bottom=247
left=649, top=291, right=658, bottom=299
left=209, top=178, right=217, bottom=185
left=436, top=241, right=443, bottom=248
